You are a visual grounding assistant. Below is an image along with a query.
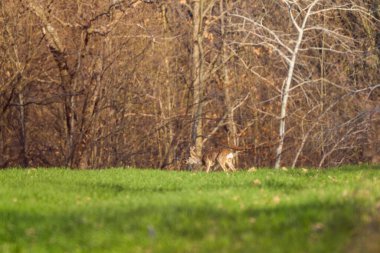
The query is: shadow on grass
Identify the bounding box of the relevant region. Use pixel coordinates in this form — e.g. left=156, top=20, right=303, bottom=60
left=346, top=211, right=380, bottom=253
left=0, top=199, right=364, bottom=253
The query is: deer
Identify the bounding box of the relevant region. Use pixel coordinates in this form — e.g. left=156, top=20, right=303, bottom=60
left=187, top=146, right=236, bottom=173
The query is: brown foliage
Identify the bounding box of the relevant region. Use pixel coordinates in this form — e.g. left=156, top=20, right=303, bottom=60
left=0, top=0, right=379, bottom=169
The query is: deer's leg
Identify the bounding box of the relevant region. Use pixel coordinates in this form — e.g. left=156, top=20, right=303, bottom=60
left=227, top=159, right=236, bottom=171
left=217, top=157, right=228, bottom=172
left=206, top=160, right=214, bottom=173
left=221, top=163, right=228, bottom=172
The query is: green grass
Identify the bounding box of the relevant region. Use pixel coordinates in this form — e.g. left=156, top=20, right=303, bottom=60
left=1, top=165, right=380, bottom=253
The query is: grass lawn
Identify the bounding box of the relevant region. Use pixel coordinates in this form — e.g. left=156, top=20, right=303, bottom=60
left=1, top=165, right=380, bottom=253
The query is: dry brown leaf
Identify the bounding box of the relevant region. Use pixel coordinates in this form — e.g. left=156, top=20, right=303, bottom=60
left=312, top=223, right=325, bottom=232
left=253, top=179, right=262, bottom=186
left=273, top=195, right=281, bottom=204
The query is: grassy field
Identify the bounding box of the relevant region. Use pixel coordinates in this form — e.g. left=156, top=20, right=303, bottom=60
left=1, top=166, right=380, bottom=253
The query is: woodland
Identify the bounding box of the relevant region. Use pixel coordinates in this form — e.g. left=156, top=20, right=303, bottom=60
left=1, top=0, right=379, bottom=169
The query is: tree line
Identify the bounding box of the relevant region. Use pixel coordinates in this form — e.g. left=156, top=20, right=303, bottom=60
left=1, top=0, right=379, bottom=169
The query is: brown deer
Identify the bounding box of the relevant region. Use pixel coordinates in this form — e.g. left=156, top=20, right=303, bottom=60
left=187, top=146, right=236, bottom=173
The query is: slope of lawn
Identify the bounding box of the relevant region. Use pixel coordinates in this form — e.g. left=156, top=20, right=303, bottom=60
left=0, top=165, right=379, bottom=253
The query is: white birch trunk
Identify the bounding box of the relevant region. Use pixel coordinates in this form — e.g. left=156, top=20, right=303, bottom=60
left=274, top=0, right=319, bottom=169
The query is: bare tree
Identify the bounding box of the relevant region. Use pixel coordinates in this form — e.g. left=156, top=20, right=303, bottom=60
left=233, top=0, right=374, bottom=168
left=220, top=0, right=238, bottom=150
left=1, top=0, right=378, bottom=169
left=189, top=0, right=206, bottom=162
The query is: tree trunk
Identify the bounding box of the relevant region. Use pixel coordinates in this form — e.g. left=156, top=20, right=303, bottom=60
left=28, top=1, right=75, bottom=167
left=369, top=1, right=380, bottom=165
left=274, top=1, right=318, bottom=169
left=190, top=0, right=204, bottom=164
left=18, top=92, right=28, bottom=167
left=220, top=0, right=238, bottom=161
left=77, top=58, right=103, bottom=169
